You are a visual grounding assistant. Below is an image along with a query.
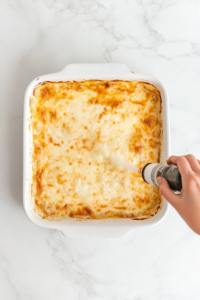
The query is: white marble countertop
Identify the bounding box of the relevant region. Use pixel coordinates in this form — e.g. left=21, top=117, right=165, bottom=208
left=1, top=0, right=200, bottom=299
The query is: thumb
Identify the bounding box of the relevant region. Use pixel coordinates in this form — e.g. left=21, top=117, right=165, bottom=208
left=157, top=177, right=180, bottom=208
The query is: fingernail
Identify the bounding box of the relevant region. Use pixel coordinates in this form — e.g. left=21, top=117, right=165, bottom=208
left=157, top=177, right=162, bottom=185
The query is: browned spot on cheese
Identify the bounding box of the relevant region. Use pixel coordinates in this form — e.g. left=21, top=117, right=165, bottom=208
left=143, top=115, right=157, bottom=128
left=134, top=144, right=143, bottom=153
left=104, top=210, right=113, bottom=215
left=35, top=199, right=44, bottom=212
left=129, top=131, right=143, bottom=154
left=98, top=107, right=108, bottom=120
left=57, top=175, right=64, bottom=185
left=149, top=151, right=155, bottom=161
left=114, top=206, right=127, bottom=210
left=55, top=203, right=68, bottom=211
left=131, top=100, right=146, bottom=106
left=69, top=207, right=92, bottom=217
left=35, top=169, right=44, bottom=195
left=49, top=111, right=57, bottom=122
left=40, top=109, right=46, bottom=124
left=88, top=97, right=122, bottom=109
left=148, top=138, right=161, bottom=150
left=60, top=92, right=67, bottom=99
left=121, top=199, right=127, bottom=203
left=104, top=82, right=110, bottom=88
left=40, top=86, right=55, bottom=101
left=82, top=138, right=95, bottom=151
left=34, top=144, right=41, bottom=155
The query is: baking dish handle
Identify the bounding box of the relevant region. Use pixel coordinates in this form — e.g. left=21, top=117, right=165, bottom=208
left=60, top=224, right=137, bottom=238
left=60, top=63, right=137, bottom=80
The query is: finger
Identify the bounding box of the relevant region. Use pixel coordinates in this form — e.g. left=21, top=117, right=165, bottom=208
left=183, top=154, right=200, bottom=172
left=157, top=177, right=181, bottom=209
left=197, top=160, right=200, bottom=165
left=166, top=156, right=191, bottom=172
left=166, top=156, right=192, bottom=185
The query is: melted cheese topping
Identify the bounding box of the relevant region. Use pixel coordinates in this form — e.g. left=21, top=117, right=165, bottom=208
left=30, top=80, right=162, bottom=220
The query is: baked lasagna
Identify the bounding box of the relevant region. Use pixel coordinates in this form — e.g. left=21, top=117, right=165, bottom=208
left=30, top=80, right=162, bottom=220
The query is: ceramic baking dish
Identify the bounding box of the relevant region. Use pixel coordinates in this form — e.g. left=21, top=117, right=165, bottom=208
left=23, top=63, right=170, bottom=238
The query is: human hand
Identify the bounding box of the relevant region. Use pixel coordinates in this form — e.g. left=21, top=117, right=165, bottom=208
left=157, top=155, right=200, bottom=234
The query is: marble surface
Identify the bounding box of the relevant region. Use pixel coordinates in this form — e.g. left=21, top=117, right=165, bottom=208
left=1, top=0, right=200, bottom=299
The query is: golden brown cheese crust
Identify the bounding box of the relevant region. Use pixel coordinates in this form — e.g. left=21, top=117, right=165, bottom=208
left=30, top=80, right=162, bottom=220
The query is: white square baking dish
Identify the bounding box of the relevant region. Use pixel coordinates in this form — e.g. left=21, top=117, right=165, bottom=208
left=23, top=63, right=170, bottom=237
